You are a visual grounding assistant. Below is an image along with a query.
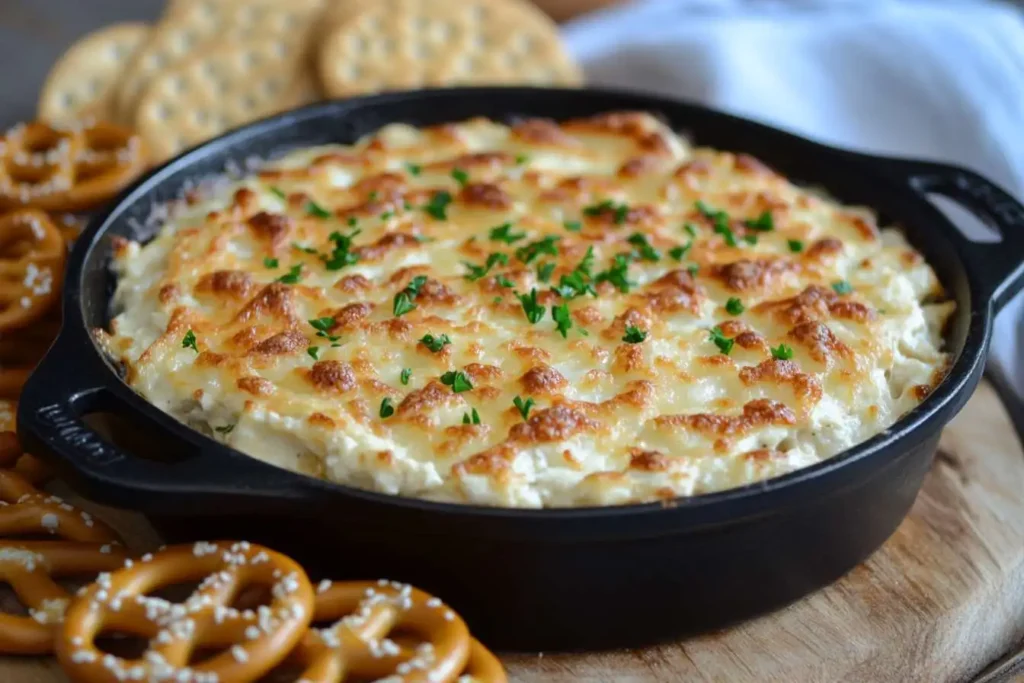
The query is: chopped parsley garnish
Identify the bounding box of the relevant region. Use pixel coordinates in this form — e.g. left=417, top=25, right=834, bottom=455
left=306, top=200, right=332, bottom=219
left=214, top=423, right=235, bottom=434
left=788, top=239, right=804, bottom=253
left=451, top=168, right=469, bottom=186
left=537, top=262, right=555, bottom=283
left=309, top=317, right=340, bottom=342
left=400, top=368, right=412, bottom=385
left=275, top=264, right=303, bottom=284
left=743, top=234, right=758, bottom=245
left=684, top=223, right=698, bottom=237
left=622, top=325, right=648, bottom=344
left=513, top=395, right=534, bottom=420
left=627, top=233, right=661, bottom=262
left=440, top=370, right=473, bottom=393
left=380, top=211, right=393, bottom=220
left=515, top=154, right=530, bottom=165
left=583, top=199, right=630, bottom=225
left=489, top=222, right=526, bottom=244
left=269, top=186, right=287, bottom=200
left=832, top=279, right=853, bottom=295
left=263, top=257, right=279, bottom=269
left=552, top=302, right=573, bottom=338
left=563, top=220, right=582, bottom=232
left=744, top=211, right=775, bottom=232
left=419, top=333, right=451, bottom=353
left=668, top=242, right=692, bottom=261
left=393, top=275, right=428, bottom=317
left=495, top=275, right=515, bottom=288
left=182, top=330, right=198, bottom=352
left=687, top=264, right=700, bottom=276
left=708, top=326, right=734, bottom=355
left=515, top=235, right=560, bottom=264
left=696, top=201, right=739, bottom=247
left=771, top=343, right=794, bottom=360
left=379, top=397, right=395, bottom=418
left=405, top=162, right=422, bottom=176
left=594, top=253, right=634, bottom=293
left=462, top=252, right=509, bottom=281
left=347, top=216, right=358, bottom=227
left=322, top=229, right=360, bottom=270
left=725, top=297, right=745, bottom=315
left=293, top=242, right=319, bottom=254
left=423, top=190, right=453, bottom=220
left=462, top=408, right=481, bottom=425
left=516, top=288, right=546, bottom=324
left=307, top=346, right=320, bottom=360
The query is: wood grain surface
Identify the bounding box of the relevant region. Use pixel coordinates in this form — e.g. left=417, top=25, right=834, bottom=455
left=0, top=380, right=1021, bottom=682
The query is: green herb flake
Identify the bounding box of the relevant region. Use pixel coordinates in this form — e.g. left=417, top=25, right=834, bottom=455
left=307, top=346, right=320, bottom=360
left=379, top=397, right=395, bottom=418
left=419, top=333, right=451, bottom=353
left=552, top=302, right=573, bottom=339
left=306, top=200, right=332, bottom=219
left=622, top=325, right=648, bottom=344
left=293, top=242, right=319, bottom=254
left=393, top=275, right=428, bottom=317
left=495, top=275, right=515, bottom=288
left=696, top=201, right=740, bottom=248
left=423, top=191, right=453, bottom=220
left=462, top=252, right=509, bottom=282
left=771, top=343, right=794, bottom=361
left=832, top=279, right=853, bottom=295
left=537, top=262, right=556, bottom=283
left=744, top=210, right=774, bottom=232
left=563, top=220, right=582, bottom=232
left=684, top=223, right=698, bottom=237
left=275, top=264, right=303, bottom=284
left=400, top=368, right=412, bottom=385
left=708, top=326, right=735, bottom=355
left=269, top=186, right=287, bottom=200
left=668, top=242, right=692, bottom=262
left=322, top=229, right=360, bottom=270
left=513, top=395, right=534, bottom=421
left=725, top=297, right=745, bottom=315
left=583, top=199, right=630, bottom=224
left=368, top=191, right=379, bottom=201
left=380, top=211, right=394, bottom=221
left=743, top=234, right=758, bottom=245
left=627, top=232, right=661, bottom=262
left=594, top=253, right=634, bottom=293
left=788, top=239, right=805, bottom=253
left=687, top=264, right=700, bottom=276
left=347, top=216, right=359, bottom=227
left=462, top=408, right=481, bottom=425
left=309, top=317, right=339, bottom=341
left=515, top=235, right=560, bottom=264
left=489, top=222, right=526, bottom=245
left=405, top=162, right=422, bottom=176
left=214, top=423, right=235, bottom=434
left=493, top=296, right=503, bottom=304
left=263, top=257, right=279, bottom=269
left=451, top=168, right=470, bottom=186
left=440, top=370, right=473, bottom=393
left=182, top=329, right=198, bottom=352
left=515, top=154, right=530, bottom=165
left=516, top=288, right=546, bottom=324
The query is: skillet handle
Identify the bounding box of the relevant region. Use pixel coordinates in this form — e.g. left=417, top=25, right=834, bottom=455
left=17, top=332, right=316, bottom=516
left=874, top=158, right=1024, bottom=313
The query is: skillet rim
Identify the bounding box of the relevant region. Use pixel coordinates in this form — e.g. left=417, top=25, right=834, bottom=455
left=38, top=85, right=993, bottom=522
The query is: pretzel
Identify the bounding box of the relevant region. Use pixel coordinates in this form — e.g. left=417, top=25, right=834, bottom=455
left=0, top=431, right=52, bottom=485
left=0, top=120, right=146, bottom=212
left=287, top=579, right=506, bottom=683
left=0, top=469, right=119, bottom=543
left=0, top=541, right=129, bottom=654
left=57, top=541, right=314, bottom=683
left=0, top=209, right=65, bottom=332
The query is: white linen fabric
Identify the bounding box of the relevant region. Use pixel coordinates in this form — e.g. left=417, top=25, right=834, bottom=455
left=562, top=0, right=1024, bottom=398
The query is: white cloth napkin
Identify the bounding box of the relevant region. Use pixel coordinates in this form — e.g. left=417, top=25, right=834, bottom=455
left=562, top=0, right=1024, bottom=400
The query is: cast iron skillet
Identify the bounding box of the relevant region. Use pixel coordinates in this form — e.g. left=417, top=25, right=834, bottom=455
left=18, top=87, right=1024, bottom=651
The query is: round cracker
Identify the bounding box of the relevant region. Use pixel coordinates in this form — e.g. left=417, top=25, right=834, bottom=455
left=38, top=23, right=150, bottom=125
left=113, top=0, right=325, bottom=125
left=317, top=0, right=582, bottom=98
left=135, top=38, right=313, bottom=161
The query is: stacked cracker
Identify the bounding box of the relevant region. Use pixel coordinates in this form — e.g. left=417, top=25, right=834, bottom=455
left=39, top=0, right=582, bottom=162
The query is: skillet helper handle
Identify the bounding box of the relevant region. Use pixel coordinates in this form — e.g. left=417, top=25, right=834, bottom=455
left=17, top=334, right=311, bottom=516
left=878, top=158, right=1024, bottom=313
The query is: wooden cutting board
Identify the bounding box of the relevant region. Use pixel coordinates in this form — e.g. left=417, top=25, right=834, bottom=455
left=2, top=380, right=1023, bottom=682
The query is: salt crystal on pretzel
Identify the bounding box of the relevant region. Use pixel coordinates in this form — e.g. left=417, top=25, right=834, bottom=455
left=0, top=209, right=65, bottom=335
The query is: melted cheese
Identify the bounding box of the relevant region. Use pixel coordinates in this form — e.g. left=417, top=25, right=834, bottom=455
left=102, top=112, right=954, bottom=508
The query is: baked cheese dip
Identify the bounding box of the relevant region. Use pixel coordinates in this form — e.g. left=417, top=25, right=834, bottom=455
left=101, top=112, right=955, bottom=507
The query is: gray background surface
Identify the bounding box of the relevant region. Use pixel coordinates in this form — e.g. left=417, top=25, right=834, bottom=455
left=0, top=0, right=164, bottom=127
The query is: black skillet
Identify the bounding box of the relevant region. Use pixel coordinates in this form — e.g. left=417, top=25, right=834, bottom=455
left=17, top=87, right=1024, bottom=651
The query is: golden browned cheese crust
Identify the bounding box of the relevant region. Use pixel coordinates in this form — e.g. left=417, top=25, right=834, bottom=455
left=104, top=112, right=954, bottom=507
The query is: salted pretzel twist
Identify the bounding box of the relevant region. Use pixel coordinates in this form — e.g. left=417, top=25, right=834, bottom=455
left=57, top=541, right=315, bottom=683
left=0, top=469, right=116, bottom=543
left=288, top=579, right=506, bottom=683
left=0, top=430, right=52, bottom=485
left=0, top=120, right=146, bottom=212
left=0, top=209, right=65, bottom=335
